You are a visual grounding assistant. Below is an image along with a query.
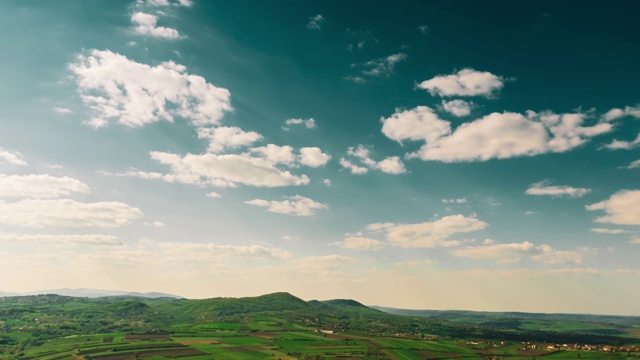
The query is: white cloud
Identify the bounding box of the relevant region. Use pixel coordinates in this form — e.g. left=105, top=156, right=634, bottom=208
left=322, top=178, right=332, bottom=186
left=590, top=228, right=632, bottom=234
left=0, top=148, right=27, bottom=166
left=307, top=14, right=324, bottom=30
left=285, top=118, right=316, bottom=129
left=344, top=75, right=367, bottom=84
left=331, top=236, right=384, bottom=251
left=339, top=158, right=368, bottom=174
left=587, top=190, right=640, bottom=225
left=69, top=49, right=232, bottom=128
left=138, top=0, right=191, bottom=6
left=604, top=134, right=640, bottom=150
left=602, top=105, right=640, bottom=149
left=136, top=0, right=170, bottom=6
left=376, top=156, right=406, bottom=174
left=602, top=104, right=640, bottom=121
left=360, top=53, right=407, bottom=78
left=418, top=68, right=505, bottom=97
left=144, top=221, right=165, bottom=227
left=244, top=195, right=327, bottom=216
left=376, top=214, right=487, bottom=248
left=131, top=12, right=180, bottom=39
left=342, top=145, right=406, bottom=174
left=206, top=192, right=221, bottom=198
left=157, top=241, right=292, bottom=260
left=442, top=198, right=467, bottom=204
left=625, top=159, right=640, bottom=169
left=0, top=199, right=143, bottom=227
left=630, top=238, right=640, bottom=245
left=197, top=127, right=262, bottom=153
left=381, top=106, right=451, bottom=144
left=366, top=222, right=396, bottom=232
left=525, top=181, right=591, bottom=198
left=382, top=107, right=612, bottom=162
left=0, top=233, right=122, bottom=246
left=53, top=106, right=72, bottom=114
left=150, top=151, right=310, bottom=188
left=298, top=147, right=331, bottom=167
left=453, top=241, right=587, bottom=264
left=418, top=25, right=429, bottom=34
left=249, top=144, right=297, bottom=166
left=441, top=99, right=473, bottom=117
left=0, top=174, right=90, bottom=199
left=483, top=239, right=495, bottom=245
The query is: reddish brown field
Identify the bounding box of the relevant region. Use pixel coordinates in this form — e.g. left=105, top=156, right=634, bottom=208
left=224, top=346, right=265, bottom=352
left=176, top=339, right=221, bottom=345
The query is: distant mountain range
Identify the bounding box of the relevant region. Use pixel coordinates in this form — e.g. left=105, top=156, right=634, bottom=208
left=0, top=288, right=182, bottom=299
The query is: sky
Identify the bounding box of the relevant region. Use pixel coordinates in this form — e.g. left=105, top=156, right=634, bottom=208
left=1, top=0, right=640, bottom=315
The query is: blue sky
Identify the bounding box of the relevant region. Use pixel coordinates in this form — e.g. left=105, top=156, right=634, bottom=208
left=1, top=0, right=640, bottom=315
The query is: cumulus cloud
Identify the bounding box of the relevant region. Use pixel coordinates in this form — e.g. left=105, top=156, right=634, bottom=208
left=246, top=145, right=330, bottom=168
left=382, top=107, right=613, bottom=162
left=624, top=159, right=640, bottom=169
left=331, top=236, right=384, bottom=251
left=341, top=145, right=406, bottom=174
left=131, top=12, right=180, bottom=39
left=366, top=222, right=396, bottom=232
left=587, top=190, right=640, bottom=225
left=285, top=118, right=316, bottom=129
left=376, top=156, right=406, bottom=174
left=197, top=127, right=262, bottom=153
left=453, top=241, right=587, bottom=264
left=418, top=68, right=505, bottom=97
left=0, top=199, right=143, bottom=227
left=249, top=144, right=296, bottom=166
left=149, top=151, right=310, bottom=188
left=441, top=99, right=473, bottom=117
left=298, top=147, right=331, bottom=167
left=244, top=195, right=327, bottom=216
left=322, top=178, right=332, bottom=186
left=525, top=181, right=591, bottom=198
left=339, top=158, right=368, bottom=174
left=374, top=214, right=487, bottom=248
left=381, top=106, right=451, bottom=144
left=604, top=135, right=640, bottom=150
left=0, top=174, right=90, bottom=199
left=0, top=233, right=122, bottom=246
left=602, top=104, right=640, bottom=122
left=307, top=14, right=324, bottom=30
left=206, top=192, right=221, bottom=198
left=144, top=221, right=165, bottom=227
left=0, top=148, right=28, bottom=166
left=69, top=49, right=232, bottom=128
left=601, top=106, right=640, bottom=149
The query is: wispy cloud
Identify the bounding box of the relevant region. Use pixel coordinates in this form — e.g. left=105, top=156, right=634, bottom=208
left=307, top=14, right=324, bottom=30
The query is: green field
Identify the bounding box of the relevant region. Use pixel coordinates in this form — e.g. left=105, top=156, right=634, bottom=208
left=1, top=293, right=640, bottom=359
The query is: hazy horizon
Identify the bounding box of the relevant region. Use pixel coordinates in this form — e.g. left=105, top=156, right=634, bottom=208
left=1, top=0, right=639, bottom=316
